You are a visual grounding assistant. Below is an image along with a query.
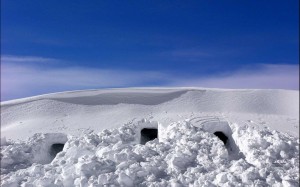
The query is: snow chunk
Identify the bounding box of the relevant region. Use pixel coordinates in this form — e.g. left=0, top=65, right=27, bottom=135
left=1, top=119, right=299, bottom=186
left=1, top=133, right=68, bottom=175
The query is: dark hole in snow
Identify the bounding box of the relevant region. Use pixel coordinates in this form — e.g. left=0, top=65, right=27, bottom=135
left=140, top=128, right=158, bottom=144
left=213, top=131, right=228, bottom=145
left=50, top=143, right=64, bottom=157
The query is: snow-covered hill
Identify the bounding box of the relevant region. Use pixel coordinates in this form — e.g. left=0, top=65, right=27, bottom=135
left=1, top=88, right=299, bottom=186
left=1, top=88, right=299, bottom=140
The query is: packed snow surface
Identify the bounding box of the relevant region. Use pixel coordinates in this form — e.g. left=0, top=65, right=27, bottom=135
left=1, top=88, right=299, bottom=186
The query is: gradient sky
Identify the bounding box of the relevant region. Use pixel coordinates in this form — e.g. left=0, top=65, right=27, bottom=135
left=1, top=0, right=299, bottom=101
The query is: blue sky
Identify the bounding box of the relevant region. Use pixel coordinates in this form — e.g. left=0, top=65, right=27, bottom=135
left=1, top=0, right=299, bottom=101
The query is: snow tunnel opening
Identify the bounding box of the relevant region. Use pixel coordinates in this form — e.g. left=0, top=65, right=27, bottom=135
left=140, top=128, right=158, bottom=145
left=50, top=143, right=65, bottom=158
left=213, top=131, right=228, bottom=145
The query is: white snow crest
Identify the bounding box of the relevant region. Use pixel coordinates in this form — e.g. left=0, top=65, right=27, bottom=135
left=1, top=119, right=299, bottom=186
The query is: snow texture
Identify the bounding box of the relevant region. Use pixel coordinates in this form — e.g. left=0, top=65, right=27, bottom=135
left=1, top=119, right=299, bottom=187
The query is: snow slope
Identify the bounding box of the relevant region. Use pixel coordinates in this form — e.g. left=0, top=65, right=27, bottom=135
left=1, top=88, right=299, bottom=140
left=1, top=88, right=299, bottom=186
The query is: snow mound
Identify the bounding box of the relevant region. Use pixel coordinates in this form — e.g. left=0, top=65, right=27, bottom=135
left=1, top=119, right=298, bottom=186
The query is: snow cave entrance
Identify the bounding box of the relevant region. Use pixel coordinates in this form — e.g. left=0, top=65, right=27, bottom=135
left=50, top=143, right=65, bottom=158
left=213, top=131, right=228, bottom=145
left=140, top=128, right=158, bottom=145
left=191, top=118, right=245, bottom=160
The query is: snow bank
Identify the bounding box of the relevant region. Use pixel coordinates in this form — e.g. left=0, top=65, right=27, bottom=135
left=1, top=119, right=298, bottom=186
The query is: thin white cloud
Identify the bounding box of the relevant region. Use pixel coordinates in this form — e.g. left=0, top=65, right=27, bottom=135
left=1, top=55, right=299, bottom=101
left=1, top=55, right=59, bottom=63
left=0, top=60, right=171, bottom=100
left=171, top=64, right=299, bottom=90
left=162, top=48, right=238, bottom=59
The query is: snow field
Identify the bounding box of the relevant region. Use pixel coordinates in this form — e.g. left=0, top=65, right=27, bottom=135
left=1, top=119, right=299, bottom=187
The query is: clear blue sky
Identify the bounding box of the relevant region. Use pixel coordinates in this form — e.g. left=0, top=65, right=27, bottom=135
left=1, top=0, right=299, bottom=101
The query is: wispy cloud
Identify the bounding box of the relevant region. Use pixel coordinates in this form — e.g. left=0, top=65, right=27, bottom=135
left=1, top=55, right=298, bottom=101
left=171, top=64, right=299, bottom=90
left=1, top=55, right=59, bottom=63
left=160, top=48, right=239, bottom=62
left=1, top=56, right=171, bottom=100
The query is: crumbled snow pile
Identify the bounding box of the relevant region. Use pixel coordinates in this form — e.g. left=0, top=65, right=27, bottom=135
left=1, top=133, right=68, bottom=175
left=1, top=120, right=299, bottom=187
